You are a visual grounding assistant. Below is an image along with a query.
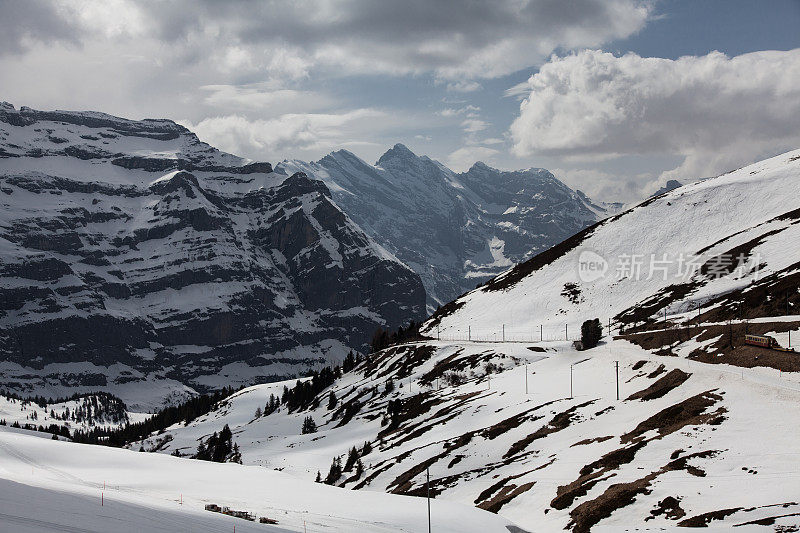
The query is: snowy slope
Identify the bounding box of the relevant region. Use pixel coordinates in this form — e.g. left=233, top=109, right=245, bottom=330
left=421, top=148, right=800, bottom=340
left=0, top=103, right=425, bottom=408
left=131, top=337, right=800, bottom=532
left=0, top=391, right=148, bottom=435
left=0, top=425, right=520, bottom=533
left=279, top=145, right=603, bottom=311
left=125, top=149, right=800, bottom=531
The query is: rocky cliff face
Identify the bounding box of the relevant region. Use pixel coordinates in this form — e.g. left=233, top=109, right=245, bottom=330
left=0, top=103, right=425, bottom=409
left=280, top=145, right=605, bottom=311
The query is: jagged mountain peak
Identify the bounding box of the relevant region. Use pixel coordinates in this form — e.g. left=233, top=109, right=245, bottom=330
left=376, top=143, right=419, bottom=166
left=281, top=145, right=602, bottom=312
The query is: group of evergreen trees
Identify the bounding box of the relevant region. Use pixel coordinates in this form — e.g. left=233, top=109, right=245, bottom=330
left=72, top=386, right=239, bottom=446
left=0, top=419, right=71, bottom=439
left=316, top=440, right=372, bottom=485
left=194, top=424, right=241, bottom=463
left=280, top=352, right=364, bottom=413
left=301, top=416, right=317, bottom=434
left=370, top=321, right=423, bottom=353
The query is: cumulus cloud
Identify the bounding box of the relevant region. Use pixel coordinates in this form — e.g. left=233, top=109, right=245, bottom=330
left=510, top=48, right=800, bottom=183
left=447, top=146, right=500, bottom=172
left=183, top=109, right=387, bottom=161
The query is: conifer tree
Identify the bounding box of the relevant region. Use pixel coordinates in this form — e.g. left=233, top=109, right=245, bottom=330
left=327, top=391, right=338, bottom=410
left=301, top=416, right=317, bottom=434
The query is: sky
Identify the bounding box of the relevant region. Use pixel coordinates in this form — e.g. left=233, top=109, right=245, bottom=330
left=1, top=0, right=799, bottom=202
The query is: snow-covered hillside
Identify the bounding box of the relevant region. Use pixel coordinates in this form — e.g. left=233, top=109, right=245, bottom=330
left=422, top=148, right=800, bottom=340
left=131, top=337, right=800, bottom=532
left=125, top=149, right=800, bottom=531
left=0, top=425, right=520, bottom=532
left=280, top=144, right=607, bottom=311
left=0, top=391, right=146, bottom=436
left=0, top=103, right=425, bottom=408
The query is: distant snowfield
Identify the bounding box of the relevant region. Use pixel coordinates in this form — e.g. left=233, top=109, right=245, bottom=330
left=0, top=426, right=520, bottom=533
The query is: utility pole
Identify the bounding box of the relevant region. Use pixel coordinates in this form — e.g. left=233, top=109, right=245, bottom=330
left=565, top=324, right=568, bottom=340
left=570, top=364, right=574, bottom=399
left=525, top=363, right=528, bottom=394
left=540, top=324, right=543, bottom=341
left=468, top=325, right=471, bottom=341
left=502, top=324, right=505, bottom=342
left=664, top=308, right=667, bottom=323
left=426, top=466, right=432, bottom=533
left=615, top=361, right=619, bottom=400
left=437, top=325, right=440, bottom=341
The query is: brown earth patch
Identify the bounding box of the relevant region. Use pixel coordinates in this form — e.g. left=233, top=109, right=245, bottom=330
left=571, top=435, right=614, bottom=447
left=621, top=390, right=726, bottom=444
left=622, top=321, right=800, bottom=372
left=504, top=400, right=595, bottom=459
left=678, top=507, right=743, bottom=527
left=567, top=450, right=719, bottom=533
left=477, top=481, right=537, bottom=513
left=551, top=440, right=647, bottom=510
left=626, top=369, right=690, bottom=402
left=735, top=512, right=800, bottom=527
left=646, top=496, right=686, bottom=521
left=474, top=469, right=535, bottom=507
left=553, top=391, right=724, bottom=513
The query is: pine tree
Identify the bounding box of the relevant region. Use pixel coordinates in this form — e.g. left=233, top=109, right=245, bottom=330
left=230, top=442, right=242, bottom=464
left=362, top=440, right=372, bottom=456
left=315, top=470, right=322, bottom=483
left=385, top=378, right=395, bottom=394
left=355, top=459, right=364, bottom=479
left=254, top=406, right=263, bottom=418
left=327, top=391, right=338, bottom=410
left=324, top=456, right=342, bottom=485
left=344, top=446, right=359, bottom=471
left=301, top=416, right=317, bottom=434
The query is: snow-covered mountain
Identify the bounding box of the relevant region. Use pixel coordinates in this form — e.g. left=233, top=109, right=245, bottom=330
left=279, top=145, right=606, bottom=311
left=129, top=149, right=800, bottom=531
left=0, top=103, right=425, bottom=409
left=423, top=148, right=800, bottom=340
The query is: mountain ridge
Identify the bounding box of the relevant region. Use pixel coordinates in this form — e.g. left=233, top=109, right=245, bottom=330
left=279, top=143, right=610, bottom=312
left=0, top=103, right=426, bottom=409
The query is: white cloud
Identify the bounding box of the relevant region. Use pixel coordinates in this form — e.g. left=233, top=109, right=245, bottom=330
left=551, top=167, right=655, bottom=203
left=461, top=118, right=489, bottom=133
left=510, top=48, right=800, bottom=184
left=183, top=109, right=387, bottom=161
left=447, top=146, right=499, bottom=171
left=438, top=105, right=480, bottom=118
left=445, top=80, right=482, bottom=93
